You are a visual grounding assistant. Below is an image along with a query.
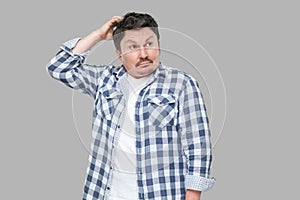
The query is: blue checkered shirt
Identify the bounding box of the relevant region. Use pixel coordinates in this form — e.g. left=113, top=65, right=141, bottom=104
left=47, top=38, right=215, bottom=200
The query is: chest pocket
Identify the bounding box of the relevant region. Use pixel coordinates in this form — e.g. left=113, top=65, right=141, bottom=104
left=147, top=94, right=177, bottom=128
left=96, top=87, right=123, bottom=120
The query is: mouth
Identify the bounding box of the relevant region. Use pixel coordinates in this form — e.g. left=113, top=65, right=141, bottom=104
left=137, top=63, right=151, bottom=68
left=136, top=61, right=153, bottom=68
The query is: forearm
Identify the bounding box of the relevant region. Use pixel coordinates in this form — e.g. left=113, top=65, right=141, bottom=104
left=186, top=189, right=201, bottom=200
left=72, top=31, right=103, bottom=54
left=72, top=16, right=122, bottom=54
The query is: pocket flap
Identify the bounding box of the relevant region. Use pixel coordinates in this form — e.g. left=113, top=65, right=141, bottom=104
left=98, top=87, right=122, bottom=99
left=148, top=94, right=176, bottom=106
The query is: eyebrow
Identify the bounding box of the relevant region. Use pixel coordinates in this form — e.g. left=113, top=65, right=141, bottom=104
left=124, top=35, right=155, bottom=44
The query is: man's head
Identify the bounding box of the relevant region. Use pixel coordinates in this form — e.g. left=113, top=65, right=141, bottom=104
left=113, top=12, right=161, bottom=78
left=113, top=12, right=160, bottom=52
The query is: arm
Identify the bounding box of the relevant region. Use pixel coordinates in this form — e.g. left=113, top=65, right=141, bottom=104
left=72, top=16, right=122, bottom=54
left=186, top=189, right=201, bottom=200
left=46, top=16, right=122, bottom=98
left=178, top=76, right=215, bottom=198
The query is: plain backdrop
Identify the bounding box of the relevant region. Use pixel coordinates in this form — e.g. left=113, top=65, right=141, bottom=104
left=0, top=0, right=299, bottom=199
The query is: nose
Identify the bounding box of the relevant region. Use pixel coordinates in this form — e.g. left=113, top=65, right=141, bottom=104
left=138, top=47, right=148, bottom=58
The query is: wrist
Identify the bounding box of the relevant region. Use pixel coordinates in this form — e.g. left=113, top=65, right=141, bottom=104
left=186, top=189, right=201, bottom=200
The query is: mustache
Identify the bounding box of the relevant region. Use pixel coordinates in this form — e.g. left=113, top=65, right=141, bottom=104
left=136, top=58, right=153, bottom=67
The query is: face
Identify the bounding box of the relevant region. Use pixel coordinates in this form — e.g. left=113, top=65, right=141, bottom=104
left=116, top=27, right=160, bottom=78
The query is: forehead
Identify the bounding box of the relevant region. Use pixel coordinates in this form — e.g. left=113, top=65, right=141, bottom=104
left=122, top=27, right=157, bottom=43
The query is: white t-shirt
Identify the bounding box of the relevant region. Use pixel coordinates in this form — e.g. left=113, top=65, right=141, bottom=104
left=109, top=74, right=150, bottom=200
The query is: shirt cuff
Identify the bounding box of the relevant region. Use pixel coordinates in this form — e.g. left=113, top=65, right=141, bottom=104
left=185, top=174, right=216, bottom=191
left=60, top=37, right=90, bottom=58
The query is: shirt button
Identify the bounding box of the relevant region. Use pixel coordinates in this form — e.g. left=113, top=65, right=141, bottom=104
left=107, top=187, right=110, bottom=190
left=117, top=125, right=120, bottom=129
left=110, top=166, right=113, bottom=170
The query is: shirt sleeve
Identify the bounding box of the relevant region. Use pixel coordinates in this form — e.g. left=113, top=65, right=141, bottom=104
left=178, top=75, right=216, bottom=191
left=46, top=38, right=105, bottom=98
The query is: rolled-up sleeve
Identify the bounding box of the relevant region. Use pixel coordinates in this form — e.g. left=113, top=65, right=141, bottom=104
left=46, top=38, right=105, bottom=98
left=178, top=75, right=216, bottom=191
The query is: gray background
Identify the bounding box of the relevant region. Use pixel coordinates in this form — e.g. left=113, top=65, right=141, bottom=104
left=0, top=0, right=299, bottom=199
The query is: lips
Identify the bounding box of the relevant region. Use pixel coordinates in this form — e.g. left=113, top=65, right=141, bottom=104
left=136, top=59, right=153, bottom=67
left=138, top=62, right=151, bottom=67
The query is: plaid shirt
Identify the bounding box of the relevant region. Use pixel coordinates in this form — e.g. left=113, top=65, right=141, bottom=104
left=47, top=38, right=215, bottom=200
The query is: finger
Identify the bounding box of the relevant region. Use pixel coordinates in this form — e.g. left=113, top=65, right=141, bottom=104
left=109, top=17, right=123, bottom=29
left=111, top=16, right=123, bottom=23
left=112, top=15, right=123, bottom=20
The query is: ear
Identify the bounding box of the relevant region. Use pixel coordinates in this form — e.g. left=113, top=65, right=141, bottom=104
left=158, top=41, right=161, bottom=54
left=115, top=49, right=123, bottom=63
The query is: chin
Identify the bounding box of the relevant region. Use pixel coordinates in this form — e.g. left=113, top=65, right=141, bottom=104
left=133, top=69, right=153, bottom=78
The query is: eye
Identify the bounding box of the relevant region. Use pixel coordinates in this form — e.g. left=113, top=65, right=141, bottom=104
left=129, top=44, right=137, bottom=50
left=145, top=42, right=152, bottom=47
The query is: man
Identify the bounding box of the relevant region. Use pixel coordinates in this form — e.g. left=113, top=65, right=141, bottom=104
left=47, top=12, right=215, bottom=200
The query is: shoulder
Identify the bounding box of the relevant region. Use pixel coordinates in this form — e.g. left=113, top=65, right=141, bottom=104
left=86, top=64, right=123, bottom=87
left=85, top=64, right=122, bottom=77
left=159, top=64, right=198, bottom=84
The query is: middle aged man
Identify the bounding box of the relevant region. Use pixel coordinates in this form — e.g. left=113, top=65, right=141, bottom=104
left=47, top=12, right=215, bottom=200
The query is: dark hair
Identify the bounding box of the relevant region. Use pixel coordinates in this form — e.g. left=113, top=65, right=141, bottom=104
left=112, top=12, right=160, bottom=51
